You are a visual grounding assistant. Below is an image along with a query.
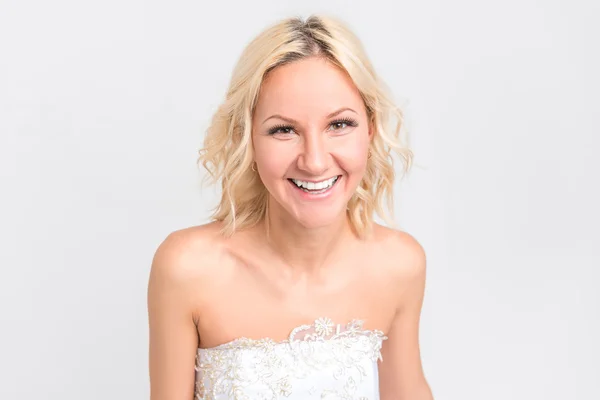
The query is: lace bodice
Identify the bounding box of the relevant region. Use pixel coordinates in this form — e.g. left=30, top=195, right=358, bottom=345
left=194, top=318, right=387, bottom=400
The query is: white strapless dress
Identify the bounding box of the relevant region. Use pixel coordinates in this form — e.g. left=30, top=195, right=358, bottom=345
left=194, top=318, right=387, bottom=400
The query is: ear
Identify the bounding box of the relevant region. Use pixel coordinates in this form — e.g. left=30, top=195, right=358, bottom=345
left=368, top=119, right=375, bottom=141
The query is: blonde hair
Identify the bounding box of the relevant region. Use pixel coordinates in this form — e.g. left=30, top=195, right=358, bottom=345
left=198, top=15, right=412, bottom=238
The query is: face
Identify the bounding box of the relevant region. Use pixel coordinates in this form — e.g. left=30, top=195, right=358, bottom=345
left=252, top=57, right=372, bottom=229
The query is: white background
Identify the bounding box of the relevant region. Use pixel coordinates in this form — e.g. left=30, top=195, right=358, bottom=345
left=1, top=0, right=598, bottom=399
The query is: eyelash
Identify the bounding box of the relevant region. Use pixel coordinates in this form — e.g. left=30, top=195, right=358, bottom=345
left=267, top=118, right=358, bottom=135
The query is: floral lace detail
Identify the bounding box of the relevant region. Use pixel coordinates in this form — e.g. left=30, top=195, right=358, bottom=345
left=194, top=318, right=387, bottom=400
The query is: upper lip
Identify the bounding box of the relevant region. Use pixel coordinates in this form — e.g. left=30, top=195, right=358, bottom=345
left=289, top=175, right=340, bottom=183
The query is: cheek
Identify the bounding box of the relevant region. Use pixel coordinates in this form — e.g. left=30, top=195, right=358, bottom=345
left=254, top=141, right=293, bottom=179
left=334, top=135, right=370, bottom=172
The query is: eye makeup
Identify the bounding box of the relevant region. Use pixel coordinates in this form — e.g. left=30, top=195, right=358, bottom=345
left=268, top=124, right=295, bottom=135
left=266, top=118, right=359, bottom=135
left=329, top=117, right=358, bottom=131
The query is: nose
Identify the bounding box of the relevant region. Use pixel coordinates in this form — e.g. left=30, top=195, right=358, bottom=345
left=297, top=132, right=329, bottom=176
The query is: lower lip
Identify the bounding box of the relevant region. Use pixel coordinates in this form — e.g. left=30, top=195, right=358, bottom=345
left=288, top=176, right=341, bottom=200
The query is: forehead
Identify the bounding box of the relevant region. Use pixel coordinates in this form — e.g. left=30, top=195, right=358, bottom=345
left=254, top=57, right=365, bottom=121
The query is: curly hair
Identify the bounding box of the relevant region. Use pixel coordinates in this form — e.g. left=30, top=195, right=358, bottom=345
left=198, top=15, right=412, bottom=238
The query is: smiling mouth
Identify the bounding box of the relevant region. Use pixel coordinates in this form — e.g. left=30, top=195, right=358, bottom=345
left=288, top=175, right=341, bottom=194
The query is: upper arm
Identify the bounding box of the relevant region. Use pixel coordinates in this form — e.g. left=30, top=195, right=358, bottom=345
left=147, top=232, right=202, bottom=400
left=378, top=233, right=434, bottom=400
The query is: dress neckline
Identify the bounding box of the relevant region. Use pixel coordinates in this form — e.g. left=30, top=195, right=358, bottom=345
left=197, top=317, right=387, bottom=351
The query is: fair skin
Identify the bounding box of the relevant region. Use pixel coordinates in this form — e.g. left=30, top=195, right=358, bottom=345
left=148, top=56, right=433, bottom=400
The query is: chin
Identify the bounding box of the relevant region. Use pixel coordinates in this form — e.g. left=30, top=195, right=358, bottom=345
left=291, top=207, right=348, bottom=230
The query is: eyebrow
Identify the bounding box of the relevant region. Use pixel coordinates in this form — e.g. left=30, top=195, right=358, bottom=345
left=261, top=107, right=357, bottom=125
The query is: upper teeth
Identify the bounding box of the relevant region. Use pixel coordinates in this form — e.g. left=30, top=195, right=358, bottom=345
left=291, top=176, right=338, bottom=190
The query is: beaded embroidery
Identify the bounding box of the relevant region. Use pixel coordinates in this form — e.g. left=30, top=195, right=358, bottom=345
left=194, top=318, right=387, bottom=400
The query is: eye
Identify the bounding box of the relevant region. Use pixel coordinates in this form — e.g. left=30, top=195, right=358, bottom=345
left=268, top=125, right=295, bottom=135
left=329, top=118, right=358, bottom=131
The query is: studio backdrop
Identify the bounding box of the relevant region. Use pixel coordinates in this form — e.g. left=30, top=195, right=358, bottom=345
left=1, top=0, right=598, bottom=399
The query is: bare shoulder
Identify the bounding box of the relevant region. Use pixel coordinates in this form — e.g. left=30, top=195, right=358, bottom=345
left=147, top=222, right=228, bottom=399
left=370, top=232, right=432, bottom=398
left=371, top=223, right=427, bottom=286
left=149, top=221, right=227, bottom=291
left=373, top=223, right=426, bottom=266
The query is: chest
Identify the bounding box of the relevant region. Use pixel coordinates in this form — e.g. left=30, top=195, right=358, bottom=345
left=195, top=250, right=398, bottom=349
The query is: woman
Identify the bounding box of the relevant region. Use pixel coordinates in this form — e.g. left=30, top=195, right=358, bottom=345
left=148, top=15, right=434, bottom=400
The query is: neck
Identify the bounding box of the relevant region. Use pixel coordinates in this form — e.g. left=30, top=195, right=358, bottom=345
left=261, top=204, right=354, bottom=274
